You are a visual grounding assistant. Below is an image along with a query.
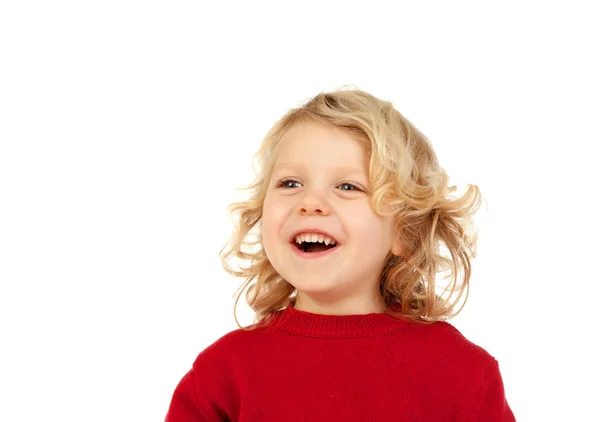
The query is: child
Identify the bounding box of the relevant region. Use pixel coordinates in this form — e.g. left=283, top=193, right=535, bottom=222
left=165, top=87, right=516, bottom=421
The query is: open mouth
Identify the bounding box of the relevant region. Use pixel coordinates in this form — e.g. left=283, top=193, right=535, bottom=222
left=290, top=231, right=340, bottom=256
left=293, top=241, right=338, bottom=253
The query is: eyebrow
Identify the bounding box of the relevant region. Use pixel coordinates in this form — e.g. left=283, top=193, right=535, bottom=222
left=273, top=162, right=367, bottom=177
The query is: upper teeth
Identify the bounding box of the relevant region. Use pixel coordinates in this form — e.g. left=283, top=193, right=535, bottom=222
left=294, top=233, right=336, bottom=246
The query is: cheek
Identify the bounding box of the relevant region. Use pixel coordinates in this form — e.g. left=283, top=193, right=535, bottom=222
left=342, top=203, right=377, bottom=229
left=261, top=196, right=287, bottom=245
left=344, top=207, right=393, bottom=245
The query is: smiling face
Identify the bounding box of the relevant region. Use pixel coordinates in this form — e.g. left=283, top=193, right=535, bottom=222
left=261, top=121, right=403, bottom=315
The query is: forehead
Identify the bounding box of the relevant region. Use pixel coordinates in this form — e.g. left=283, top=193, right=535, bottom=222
left=274, top=122, right=369, bottom=168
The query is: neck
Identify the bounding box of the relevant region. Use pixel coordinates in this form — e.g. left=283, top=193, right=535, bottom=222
left=293, top=294, right=386, bottom=316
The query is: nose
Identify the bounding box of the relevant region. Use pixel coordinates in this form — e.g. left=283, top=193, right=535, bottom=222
left=297, top=191, right=332, bottom=216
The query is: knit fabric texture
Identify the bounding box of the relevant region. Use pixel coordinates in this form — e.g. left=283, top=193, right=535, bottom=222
left=165, top=304, right=515, bottom=421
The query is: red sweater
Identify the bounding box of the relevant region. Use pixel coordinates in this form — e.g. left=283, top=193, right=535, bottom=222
left=165, top=304, right=515, bottom=421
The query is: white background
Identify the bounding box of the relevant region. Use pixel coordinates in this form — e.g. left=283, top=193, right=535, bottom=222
left=1, top=1, right=598, bottom=421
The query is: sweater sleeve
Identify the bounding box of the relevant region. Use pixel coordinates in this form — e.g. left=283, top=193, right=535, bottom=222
left=471, top=359, right=516, bottom=422
left=164, top=367, right=229, bottom=422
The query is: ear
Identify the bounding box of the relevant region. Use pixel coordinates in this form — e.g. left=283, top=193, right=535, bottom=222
left=390, top=236, right=403, bottom=257
left=388, top=217, right=404, bottom=257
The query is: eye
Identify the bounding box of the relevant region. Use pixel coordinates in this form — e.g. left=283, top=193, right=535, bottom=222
left=276, top=178, right=301, bottom=189
left=339, top=183, right=359, bottom=191
left=275, top=179, right=361, bottom=191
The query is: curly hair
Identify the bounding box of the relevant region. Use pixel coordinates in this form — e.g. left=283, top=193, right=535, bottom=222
left=219, top=86, right=484, bottom=330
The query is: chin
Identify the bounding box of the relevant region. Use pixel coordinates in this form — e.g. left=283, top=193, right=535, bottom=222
left=289, top=278, right=342, bottom=292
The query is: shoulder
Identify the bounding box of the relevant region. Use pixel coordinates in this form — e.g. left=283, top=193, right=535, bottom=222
left=166, top=324, right=270, bottom=420
left=428, top=320, right=494, bottom=357
left=400, top=318, right=498, bottom=372
left=191, top=320, right=275, bottom=369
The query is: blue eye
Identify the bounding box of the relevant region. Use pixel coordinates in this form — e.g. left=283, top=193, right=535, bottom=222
left=339, top=183, right=358, bottom=191
left=277, top=179, right=302, bottom=189
left=276, top=179, right=360, bottom=191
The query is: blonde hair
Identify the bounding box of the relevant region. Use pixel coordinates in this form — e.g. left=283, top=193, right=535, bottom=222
left=219, top=86, right=483, bottom=330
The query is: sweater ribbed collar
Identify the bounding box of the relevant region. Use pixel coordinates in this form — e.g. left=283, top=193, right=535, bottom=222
left=271, top=303, right=409, bottom=339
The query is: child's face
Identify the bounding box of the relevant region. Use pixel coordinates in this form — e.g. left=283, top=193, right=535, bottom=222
left=261, top=121, right=402, bottom=313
